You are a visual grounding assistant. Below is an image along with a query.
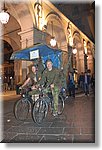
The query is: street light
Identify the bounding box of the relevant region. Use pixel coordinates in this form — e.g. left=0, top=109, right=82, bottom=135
left=50, top=21, right=56, bottom=47
left=0, top=2, right=10, bottom=24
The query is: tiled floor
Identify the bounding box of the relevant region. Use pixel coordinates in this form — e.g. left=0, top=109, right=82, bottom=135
left=1, top=92, right=95, bottom=143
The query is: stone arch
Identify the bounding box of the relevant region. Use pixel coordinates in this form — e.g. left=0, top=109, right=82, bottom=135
left=0, top=9, right=22, bottom=85
left=1, top=2, right=35, bottom=85
left=5, top=2, right=37, bottom=83
left=45, top=12, right=68, bottom=68
left=1, top=40, right=13, bottom=64
left=3, top=36, right=20, bottom=52
left=1, top=13, right=21, bottom=52
left=73, top=30, right=82, bottom=49
left=1, top=40, right=15, bottom=89
left=6, top=2, right=34, bottom=31
left=72, top=30, right=84, bottom=74
left=45, top=11, right=67, bottom=51
left=86, top=41, right=94, bottom=74
left=45, top=11, right=62, bottom=21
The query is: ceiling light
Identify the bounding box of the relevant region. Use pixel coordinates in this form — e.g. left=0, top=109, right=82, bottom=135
left=0, top=2, right=10, bottom=24
left=50, top=21, right=56, bottom=47
left=50, top=37, right=56, bottom=47
left=72, top=48, right=77, bottom=54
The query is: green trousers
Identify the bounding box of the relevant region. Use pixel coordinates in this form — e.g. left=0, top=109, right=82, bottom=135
left=51, top=86, right=60, bottom=112
left=29, top=86, right=60, bottom=113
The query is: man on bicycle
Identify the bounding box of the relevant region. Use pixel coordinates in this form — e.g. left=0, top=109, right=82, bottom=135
left=39, top=59, right=65, bottom=116
left=20, top=64, right=42, bottom=96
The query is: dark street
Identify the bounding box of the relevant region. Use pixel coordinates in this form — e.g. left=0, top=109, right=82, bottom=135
left=0, top=90, right=95, bottom=143
left=0, top=0, right=95, bottom=144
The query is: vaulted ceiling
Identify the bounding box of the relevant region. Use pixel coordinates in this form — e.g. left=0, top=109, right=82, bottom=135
left=53, top=1, right=95, bottom=43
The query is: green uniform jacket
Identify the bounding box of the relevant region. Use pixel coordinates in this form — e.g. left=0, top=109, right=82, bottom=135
left=39, top=67, right=65, bottom=88
left=28, top=71, right=41, bottom=85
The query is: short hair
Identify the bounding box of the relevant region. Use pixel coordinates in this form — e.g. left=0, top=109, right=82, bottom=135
left=45, top=59, right=52, bottom=64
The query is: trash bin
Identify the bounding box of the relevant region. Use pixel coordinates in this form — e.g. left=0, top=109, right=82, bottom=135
left=16, top=83, right=22, bottom=95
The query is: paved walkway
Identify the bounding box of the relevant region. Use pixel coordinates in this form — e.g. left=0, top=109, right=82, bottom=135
left=0, top=90, right=17, bottom=97
left=0, top=88, right=92, bottom=101
left=0, top=91, right=20, bottom=101
left=0, top=89, right=95, bottom=143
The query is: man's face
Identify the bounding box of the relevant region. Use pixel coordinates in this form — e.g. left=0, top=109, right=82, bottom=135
left=46, top=61, right=52, bottom=71
left=32, top=66, right=36, bottom=73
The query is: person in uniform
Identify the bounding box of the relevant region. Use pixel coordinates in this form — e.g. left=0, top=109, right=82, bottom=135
left=39, top=59, right=64, bottom=116
left=20, top=64, right=41, bottom=96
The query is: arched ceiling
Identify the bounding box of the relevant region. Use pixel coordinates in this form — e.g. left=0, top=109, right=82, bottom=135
left=3, top=15, right=21, bottom=36
left=47, top=20, right=66, bottom=43
left=2, top=14, right=21, bottom=51
left=53, top=1, right=95, bottom=43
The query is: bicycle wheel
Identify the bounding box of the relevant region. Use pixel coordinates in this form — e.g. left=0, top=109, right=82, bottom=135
left=32, top=98, right=48, bottom=125
left=58, top=94, right=64, bottom=115
left=14, top=98, right=31, bottom=121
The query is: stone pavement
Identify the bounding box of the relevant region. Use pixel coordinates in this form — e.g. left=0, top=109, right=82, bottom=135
left=0, top=90, right=95, bottom=143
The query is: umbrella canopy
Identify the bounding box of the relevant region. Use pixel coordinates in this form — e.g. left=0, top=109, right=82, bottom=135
left=10, top=44, right=62, bottom=68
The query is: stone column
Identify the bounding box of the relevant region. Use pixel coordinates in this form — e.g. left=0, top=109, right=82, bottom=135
left=14, top=60, right=22, bottom=84
left=87, top=54, right=94, bottom=74
left=77, top=50, right=84, bottom=74
left=17, top=28, right=34, bottom=83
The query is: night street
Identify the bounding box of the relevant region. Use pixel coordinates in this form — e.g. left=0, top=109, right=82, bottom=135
left=1, top=90, right=95, bottom=143
left=0, top=0, right=95, bottom=144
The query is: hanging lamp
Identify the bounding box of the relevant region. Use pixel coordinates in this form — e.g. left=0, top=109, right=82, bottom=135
left=0, top=2, right=10, bottom=24
left=50, top=21, right=56, bottom=47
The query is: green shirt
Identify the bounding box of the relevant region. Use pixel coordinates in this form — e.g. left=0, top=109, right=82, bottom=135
left=28, top=71, right=41, bottom=85
left=39, top=67, right=63, bottom=87
left=27, top=72, right=37, bottom=85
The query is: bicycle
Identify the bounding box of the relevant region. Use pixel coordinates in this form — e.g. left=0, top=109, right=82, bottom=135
left=14, top=85, right=65, bottom=125
left=32, top=86, right=65, bottom=124
left=14, top=87, right=33, bottom=121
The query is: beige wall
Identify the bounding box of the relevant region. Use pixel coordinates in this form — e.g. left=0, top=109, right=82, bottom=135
left=1, top=0, right=95, bottom=84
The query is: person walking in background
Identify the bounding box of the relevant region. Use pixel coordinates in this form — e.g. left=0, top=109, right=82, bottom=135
left=3, top=76, right=8, bottom=92
left=78, top=72, right=84, bottom=91
left=84, top=71, right=91, bottom=96
left=67, top=71, right=75, bottom=98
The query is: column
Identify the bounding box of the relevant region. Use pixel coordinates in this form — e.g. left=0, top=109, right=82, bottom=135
left=17, top=28, right=34, bottom=83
